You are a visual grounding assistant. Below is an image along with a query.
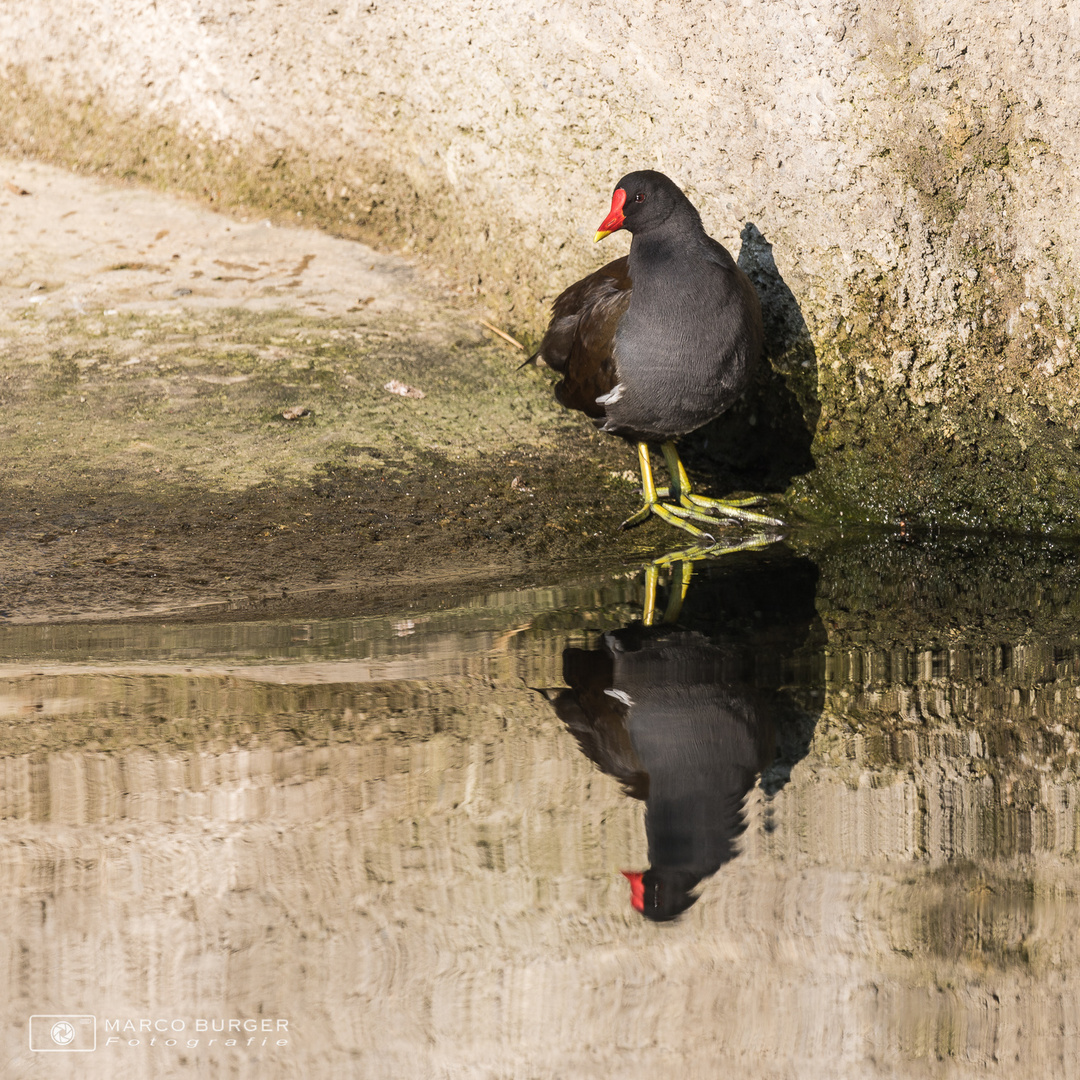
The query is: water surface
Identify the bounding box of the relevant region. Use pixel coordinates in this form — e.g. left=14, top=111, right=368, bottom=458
left=5, top=533, right=1080, bottom=1077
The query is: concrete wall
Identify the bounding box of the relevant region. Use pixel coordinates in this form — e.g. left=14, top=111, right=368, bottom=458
left=3, top=1, right=1080, bottom=528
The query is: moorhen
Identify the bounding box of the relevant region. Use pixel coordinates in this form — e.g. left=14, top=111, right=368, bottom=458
left=536, top=170, right=781, bottom=538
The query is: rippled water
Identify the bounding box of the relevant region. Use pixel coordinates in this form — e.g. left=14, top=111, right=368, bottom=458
left=5, top=533, right=1080, bottom=1077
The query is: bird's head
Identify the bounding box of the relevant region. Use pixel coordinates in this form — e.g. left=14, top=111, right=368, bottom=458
left=595, top=170, right=686, bottom=241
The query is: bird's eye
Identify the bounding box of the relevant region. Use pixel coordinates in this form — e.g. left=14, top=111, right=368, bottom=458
left=633, top=192, right=646, bottom=203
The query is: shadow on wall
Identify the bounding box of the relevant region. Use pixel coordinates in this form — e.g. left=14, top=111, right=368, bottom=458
left=686, top=223, right=821, bottom=495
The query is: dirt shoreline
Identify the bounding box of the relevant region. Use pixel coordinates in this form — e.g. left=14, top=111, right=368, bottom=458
left=0, top=155, right=784, bottom=624
left=0, top=433, right=661, bottom=625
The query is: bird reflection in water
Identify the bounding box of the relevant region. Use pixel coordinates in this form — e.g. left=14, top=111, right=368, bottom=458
left=545, top=546, right=822, bottom=920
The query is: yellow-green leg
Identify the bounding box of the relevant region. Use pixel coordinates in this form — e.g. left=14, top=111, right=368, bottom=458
left=659, top=442, right=783, bottom=526
left=621, top=443, right=735, bottom=539
left=621, top=442, right=783, bottom=537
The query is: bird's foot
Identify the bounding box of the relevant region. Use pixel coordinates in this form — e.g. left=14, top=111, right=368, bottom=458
left=675, top=490, right=783, bottom=527
left=652, top=443, right=784, bottom=527
left=624, top=442, right=784, bottom=535
left=621, top=496, right=780, bottom=534
left=620, top=498, right=723, bottom=539
left=655, top=487, right=762, bottom=509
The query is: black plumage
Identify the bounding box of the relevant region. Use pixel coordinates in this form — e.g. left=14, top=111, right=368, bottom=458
left=535, top=170, right=778, bottom=536
left=539, top=171, right=763, bottom=446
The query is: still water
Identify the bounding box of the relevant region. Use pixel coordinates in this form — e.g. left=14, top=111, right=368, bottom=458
left=4, top=533, right=1080, bottom=1077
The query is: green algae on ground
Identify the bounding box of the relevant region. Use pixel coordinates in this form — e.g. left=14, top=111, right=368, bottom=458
left=2, top=306, right=557, bottom=490
left=785, top=266, right=1080, bottom=533
left=0, top=303, right=714, bottom=621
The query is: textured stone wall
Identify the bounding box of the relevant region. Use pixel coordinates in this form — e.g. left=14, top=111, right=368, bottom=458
left=2, top=0, right=1080, bottom=527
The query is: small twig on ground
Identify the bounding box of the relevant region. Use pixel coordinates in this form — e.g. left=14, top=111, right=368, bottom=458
left=480, top=319, right=525, bottom=350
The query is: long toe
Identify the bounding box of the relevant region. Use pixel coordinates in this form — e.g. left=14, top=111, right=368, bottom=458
left=682, top=497, right=783, bottom=527
left=683, top=492, right=766, bottom=510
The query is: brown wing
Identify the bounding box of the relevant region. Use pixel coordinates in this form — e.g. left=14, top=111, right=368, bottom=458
left=538, top=256, right=631, bottom=419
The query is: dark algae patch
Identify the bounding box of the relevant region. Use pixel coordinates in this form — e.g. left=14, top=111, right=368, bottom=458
left=788, top=271, right=1080, bottom=533
left=0, top=443, right=640, bottom=623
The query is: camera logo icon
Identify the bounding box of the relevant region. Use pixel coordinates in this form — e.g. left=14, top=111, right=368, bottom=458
left=51, top=1021, right=76, bottom=1046
left=29, top=1015, right=96, bottom=1052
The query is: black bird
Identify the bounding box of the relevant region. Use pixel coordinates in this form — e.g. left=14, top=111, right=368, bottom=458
left=536, top=169, right=781, bottom=538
